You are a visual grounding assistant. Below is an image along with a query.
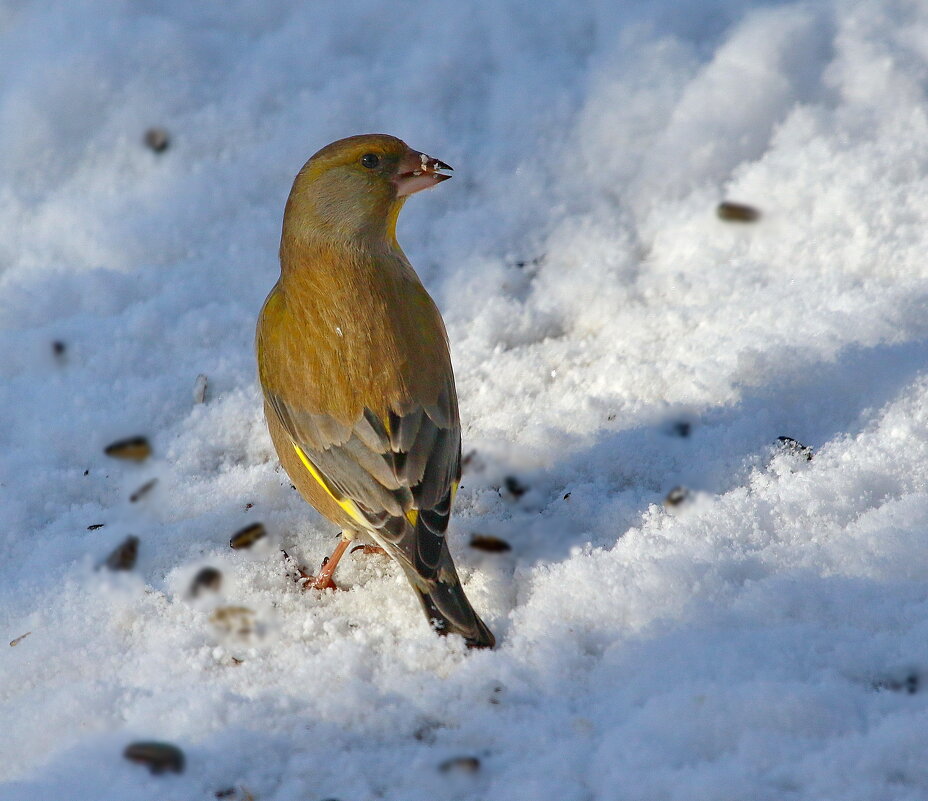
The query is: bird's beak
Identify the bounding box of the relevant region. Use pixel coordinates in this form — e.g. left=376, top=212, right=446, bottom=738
left=393, top=149, right=453, bottom=197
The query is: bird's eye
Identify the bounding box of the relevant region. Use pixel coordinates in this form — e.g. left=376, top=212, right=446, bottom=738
left=360, top=153, right=380, bottom=169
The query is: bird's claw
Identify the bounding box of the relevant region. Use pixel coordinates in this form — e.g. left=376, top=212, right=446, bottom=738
left=350, top=544, right=388, bottom=557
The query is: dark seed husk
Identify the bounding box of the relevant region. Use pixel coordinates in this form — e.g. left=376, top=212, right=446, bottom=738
left=193, top=374, right=208, bottom=404
left=873, top=672, right=920, bottom=695
left=777, top=436, right=813, bottom=461
left=503, top=476, right=527, bottom=498
left=105, top=536, right=139, bottom=570
left=439, top=756, right=480, bottom=774
left=144, top=127, right=170, bottom=153
left=470, top=534, right=512, bottom=553
left=129, top=478, right=158, bottom=503
left=191, top=567, right=222, bottom=596
left=664, top=486, right=690, bottom=507
left=672, top=421, right=691, bottom=438
left=104, top=436, right=151, bottom=462
left=123, top=741, right=185, bottom=774
left=52, top=341, right=66, bottom=357
left=210, top=606, right=255, bottom=636
left=9, top=631, right=31, bottom=647
left=87, top=523, right=105, bottom=531
left=717, top=201, right=760, bottom=222
left=230, top=522, right=266, bottom=550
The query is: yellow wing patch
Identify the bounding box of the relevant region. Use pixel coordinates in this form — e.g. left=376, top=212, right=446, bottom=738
left=293, top=444, right=367, bottom=526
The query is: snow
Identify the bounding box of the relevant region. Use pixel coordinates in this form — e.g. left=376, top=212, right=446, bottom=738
left=3, top=0, right=928, bottom=798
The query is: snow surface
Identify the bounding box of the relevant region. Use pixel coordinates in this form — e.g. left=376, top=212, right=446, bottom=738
left=3, top=0, right=928, bottom=799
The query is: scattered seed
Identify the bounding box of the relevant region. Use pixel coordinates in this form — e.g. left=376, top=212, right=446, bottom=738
left=470, top=534, right=512, bottom=553
left=104, top=436, right=151, bottom=462
left=123, top=741, right=185, bottom=774
left=144, top=127, right=170, bottom=153
left=83, top=469, right=90, bottom=476
left=129, top=478, right=158, bottom=503
left=664, top=486, right=690, bottom=507
left=672, top=421, right=691, bottom=438
left=514, top=255, right=544, bottom=269
left=9, top=631, right=31, bottom=647
left=607, top=413, right=616, bottom=421
left=244, top=503, right=253, bottom=511
left=215, top=790, right=236, bottom=799
left=503, top=476, right=527, bottom=498
left=105, top=535, right=139, bottom=570
left=873, top=672, right=920, bottom=694
left=563, top=492, right=571, bottom=500
left=190, top=567, right=222, bottom=597
left=210, top=606, right=256, bottom=636
left=439, top=756, right=480, bottom=774
left=87, top=523, right=105, bottom=531
left=717, top=201, right=760, bottom=222
left=230, top=522, right=266, bottom=549
left=193, top=374, right=208, bottom=404
left=52, top=341, right=66, bottom=358
left=776, top=436, right=813, bottom=461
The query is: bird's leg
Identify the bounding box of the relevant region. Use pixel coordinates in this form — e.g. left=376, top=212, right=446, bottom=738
left=306, top=537, right=350, bottom=591
left=351, top=544, right=388, bottom=557
left=285, top=538, right=351, bottom=592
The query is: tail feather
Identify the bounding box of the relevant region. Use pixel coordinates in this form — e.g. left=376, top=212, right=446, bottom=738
left=394, top=540, right=495, bottom=649
left=408, top=567, right=496, bottom=649
left=373, top=512, right=495, bottom=649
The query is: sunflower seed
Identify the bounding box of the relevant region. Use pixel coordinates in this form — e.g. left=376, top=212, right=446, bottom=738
left=190, top=567, right=222, bottom=597
left=9, top=632, right=31, bottom=647
left=664, top=486, right=690, bottom=507
left=776, top=436, right=813, bottom=461
left=439, top=756, right=480, bottom=774
left=230, top=522, right=266, bottom=549
left=129, top=478, right=158, bottom=503
left=105, top=535, right=139, bottom=570
left=104, top=436, right=151, bottom=462
left=470, top=534, right=512, bottom=553
left=717, top=201, right=760, bottom=222
left=210, top=606, right=255, bottom=636
left=193, top=374, right=208, bottom=404
left=144, top=127, right=170, bottom=153
left=123, top=741, right=185, bottom=774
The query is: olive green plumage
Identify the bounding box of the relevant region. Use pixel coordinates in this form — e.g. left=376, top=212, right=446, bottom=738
left=256, top=134, right=494, bottom=648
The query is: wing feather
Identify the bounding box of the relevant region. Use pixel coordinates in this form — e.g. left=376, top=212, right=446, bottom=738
left=265, top=377, right=461, bottom=581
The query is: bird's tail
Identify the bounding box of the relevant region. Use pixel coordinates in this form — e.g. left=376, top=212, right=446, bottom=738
left=397, top=541, right=495, bottom=649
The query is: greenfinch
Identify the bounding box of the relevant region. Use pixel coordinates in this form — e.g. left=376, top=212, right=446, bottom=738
left=256, top=134, right=495, bottom=649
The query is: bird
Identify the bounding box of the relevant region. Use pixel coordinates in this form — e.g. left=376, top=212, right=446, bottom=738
left=256, top=134, right=495, bottom=649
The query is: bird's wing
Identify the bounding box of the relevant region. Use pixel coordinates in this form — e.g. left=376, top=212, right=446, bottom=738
left=264, top=380, right=461, bottom=579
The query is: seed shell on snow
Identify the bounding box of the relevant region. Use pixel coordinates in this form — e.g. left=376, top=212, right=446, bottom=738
left=776, top=436, right=813, bottom=461
left=210, top=606, right=256, bottom=636
left=9, top=631, right=31, bottom=647
left=439, top=755, right=480, bottom=774
left=104, top=535, right=139, bottom=571
left=193, top=373, right=208, bottom=404
left=716, top=201, right=760, bottom=222
left=123, top=741, right=185, bottom=774
left=230, top=522, right=266, bottom=549
left=470, top=534, right=512, bottom=553
left=129, top=477, right=158, bottom=502
left=664, top=486, right=690, bottom=507
left=104, top=436, right=151, bottom=462
left=190, top=566, right=222, bottom=596
left=143, top=127, right=170, bottom=153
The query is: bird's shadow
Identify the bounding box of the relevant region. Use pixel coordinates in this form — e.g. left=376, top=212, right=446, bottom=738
left=457, top=338, right=928, bottom=568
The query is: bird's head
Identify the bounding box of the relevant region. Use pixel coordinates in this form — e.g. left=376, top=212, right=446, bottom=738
left=283, top=134, right=452, bottom=245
